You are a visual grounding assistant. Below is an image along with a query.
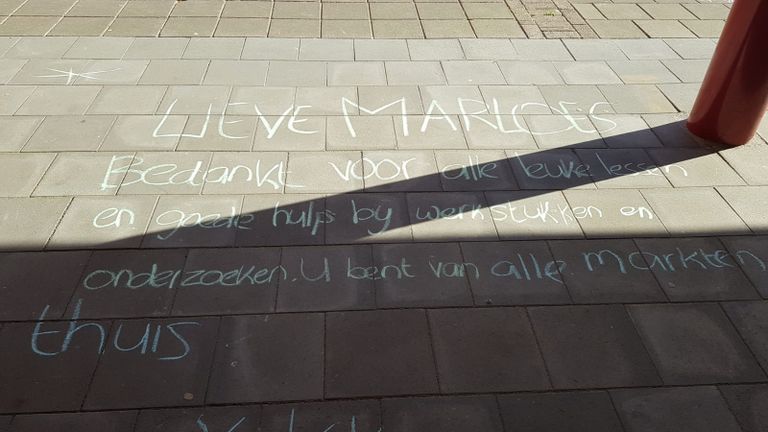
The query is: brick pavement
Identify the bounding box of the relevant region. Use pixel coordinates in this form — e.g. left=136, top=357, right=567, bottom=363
left=1, top=19, right=768, bottom=432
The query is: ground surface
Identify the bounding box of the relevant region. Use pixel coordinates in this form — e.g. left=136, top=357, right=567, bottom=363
left=1, top=0, right=768, bottom=431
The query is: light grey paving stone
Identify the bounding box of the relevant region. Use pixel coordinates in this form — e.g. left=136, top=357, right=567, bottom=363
left=407, top=192, right=498, bottom=242
left=611, top=387, right=743, bottom=432
left=34, top=153, right=135, bottom=197
left=596, top=3, right=650, bottom=19
left=328, top=62, right=387, bottom=86
left=526, top=115, right=605, bottom=149
left=480, top=86, right=550, bottom=114
left=599, top=84, right=677, bottom=114
left=486, top=191, right=585, bottom=240
left=123, top=38, right=189, bottom=59
left=16, top=86, right=100, bottom=116
left=48, top=195, right=156, bottom=249
left=74, top=60, right=150, bottom=85
left=662, top=59, right=709, bottom=83
left=564, top=40, right=628, bottom=61
left=563, top=189, right=667, bottom=237
left=0, top=58, right=24, bottom=84
left=372, top=243, right=473, bottom=307
left=325, top=193, right=412, bottom=243
left=657, top=83, right=700, bottom=112
left=25, top=115, right=114, bottom=151
left=201, top=152, right=288, bottom=194
left=242, top=38, right=299, bottom=60
left=460, top=39, right=517, bottom=60
left=512, top=40, right=573, bottom=61
left=719, top=142, right=768, bottom=186
left=395, top=114, right=467, bottom=150
left=681, top=19, right=725, bottom=38
left=203, top=60, right=268, bottom=85
left=664, top=38, right=717, bottom=60
left=641, top=187, right=750, bottom=236
left=266, top=61, right=326, bottom=86
left=362, top=150, right=442, bottom=192
left=634, top=237, right=759, bottom=301
left=685, top=4, right=730, bottom=20
left=597, top=114, right=663, bottom=148
left=229, top=86, right=296, bottom=116
left=587, top=20, right=646, bottom=39
left=299, top=39, right=353, bottom=61
left=386, top=61, right=446, bottom=85
left=443, top=61, right=505, bottom=85
left=115, top=152, right=213, bottom=195
left=643, top=113, right=701, bottom=147
left=183, top=38, right=245, bottom=60
left=357, top=86, right=423, bottom=115
left=634, top=19, right=696, bottom=38
left=8, top=59, right=92, bottom=85
left=463, top=115, right=538, bottom=150
left=578, top=148, right=672, bottom=188
left=0, top=116, right=42, bottom=151
left=0, top=86, right=34, bottom=114
left=286, top=151, right=364, bottom=193
left=717, top=186, right=768, bottom=233
left=0, top=153, right=54, bottom=197
left=640, top=3, right=697, bottom=20
left=435, top=150, right=518, bottom=191
left=327, top=116, right=396, bottom=150
left=615, top=39, right=681, bottom=60
left=420, top=85, right=484, bottom=114
left=253, top=114, right=325, bottom=151
left=118, top=0, right=174, bottom=17
left=538, top=85, right=613, bottom=115
left=237, top=194, right=327, bottom=246
left=178, top=114, right=256, bottom=151
left=0, top=197, right=71, bottom=251
left=89, top=86, right=167, bottom=115
left=608, top=60, right=680, bottom=84
left=647, top=148, right=745, bottom=187
left=554, top=61, right=622, bottom=85
left=158, top=85, right=230, bottom=115
left=506, top=149, right=594, bottom=190
left=3, top=37, right=77, bottom=58
left=294, top=86, right=357, bottom=115
left=354, top=40, right=410, bottom=61
left=63, top=37, right=133, bottom=59
left=138, top=59, right=208, bottom=85
left=628, top=303, right=765, bottom=385
left=498, top=61, right=564, bottom=85
left=101, top=115, right=183, bottom=151
left=143, top=195, right=242, bottom=248
left=0, top=37, right=18, bottom=56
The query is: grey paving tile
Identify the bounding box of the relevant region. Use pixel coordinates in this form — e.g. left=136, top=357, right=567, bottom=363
left=325, top=193, right=412, bottom=243
left=643, top=113, right=700, bottom=147
left=355, top=39, right=410, bottom=61
left=720, top=384, right=768, bottom=432
left=183, top=38, right=245, bottom=60
left=294, top=86, right=357, bottom=115
left=200, top=152, right=286, bottom=193
left=635, top=19, right=696, bottom=38
left=506, top=149, right=593, bottom=190
left=138, top=59, right=208, bottom=85
left=386, top=61, right=447, bottom=86
left=134, top=406, right=260, bottom=432
left=34, top=153, right=132, bottom=196
left=16, top=86, right=100, bottom=115
left=328, top=61, right=387, bottom=86
left=382, top=396, right=503, bottom=432
left=720, top=236, right=768, bottom=298
left=538, top=85, right=612, bottom=115
left=261, top=400, right=379, bottom=432
left=567, top=189, right=667, bottom=236
left=611, top=386, right=742, bottom=432
left=597, top=114, right=664, bottom=148
left=3, top=37, right=76, bottom=58
left=0, top=197, right=70, bottom=251
left=429, top=307, right=549, bottom=393
left=716, top=186, right=768, bottom=234
left=143, top=195, right=242, bottom=248
left=286, top=151, right=363, bottom=193
left=63, top=37, right=132, bottom=59
left=719, top=143, right=768, bottom=185
left=0, top=58, right=24, bottom=83
left=498, top=391, right=624, bottom=432
left=0, top=16, right=58, bottom=36
left=434, top=150, right=517, bottom=191
left=722, top=301, right=768, bottom=374
left=101, top=115, right=183, bottom=151
left=242, top=38, right=299, bottom=60
left=497, top=61, right=564, bottom=85
left=89, top=86, right=166, bottom=115
left=657, top=82, right=699, bottom=112
left=599, top=84, right=677, bottom=113
left=0, top=153, right=54, bottom=197
left=75, top=60, right=150, bottom=85
left=325, top=309, right=438, bottom=398
left=608, top=60, right=679, bottom=84
left=664, top=38, right=716, bottom=60
left=662, top=58, right=709, bottom=83
left=461, top=39, right=517, bottom=60
left=0, top=116, right=41, bottom=151
left=512, top=40, right=573, bottom=61
left=160, top=17, right=218, bottom=37
left=629, top=303, right=765, bottom=385
left=115, top=152, right=212, bottom=195
left=106, top=17, right=165, bottom=37
left=529, top=304, right=661, bottom=389
left=576, top=148, right=671, bottom=188
left=486, top=190, right=585, bottom=240
left=0, top=86, right=34, bottom=115
left=266, top=60, right=326, bottom=86
left=208, top=313, right=325, bottom=403
left=300, top=39, right=353, bottom=61
left=407, top=192, right=497, bottom=241
left=9, top=411, right=136, bottom=432
left=564, top=40, right=628, bottom=61
left=641, top=187, right=750, bottom=236
left=587, top=20, right=646, bottom=39
left=237, top=194, right=327, bottom=247
left=25, top=115, right=114, bottom=151
left=123, top=38, right=189, bottom=59
left=119, top=0, right=174, bottom=17
left=615, top=39, right=681, bottom=60
left=372, top=242, right=473, bottom=308
left=646, top=148, right=744, bottom=186
left=362, top=150, right=442, bottom=192
left=555, top=61, right=622, bottom=85
left=203, top=60, right=267, bottom=85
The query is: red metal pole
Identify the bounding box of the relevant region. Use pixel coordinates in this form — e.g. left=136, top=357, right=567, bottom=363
left=687, top=0, right=768, bottom=146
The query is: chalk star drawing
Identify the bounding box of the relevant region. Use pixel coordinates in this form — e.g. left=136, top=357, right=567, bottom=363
left=34, top=67, right=122, bottom=85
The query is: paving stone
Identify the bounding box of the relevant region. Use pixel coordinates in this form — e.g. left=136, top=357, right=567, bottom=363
left=84, top=317, right=219, bottom=409
left=512, top=40, right=573, bottom=61
left=429, top=307, right=549, bottom=392
left=486, top=190, right=585, bottom=239
left=144, top=195, right=243, bottom=248
left=323, top=3, right=370, bottom=19
left=555, top=61, right=622, bottom=84
left=0, top=117, right=41, bottom=151
left=407, top=192, right=498, bottom=241
left=460, top=39, right=517, bottom=60
left=215, top=18, right=270, bottom=37
left=106, top=18, right=164, bottom=36
left=0, top=16, right=58, bottom=36
left=89, top=86, right=166, bottom=115
left=481, top=85, right=550, bottom=114
left=722, top=301, right=768, bottom=373
left=595, top=4, right=649, bottom=19
left=261, top=400, right=380, bottom=432
left=641, top=187, right=750, bottom=236
left=16, top=86, right=100, bottom=115
left=299, top=39, right=353, bottom=61
left=529, top=304, right=661, bottom=389
left=525, top=115, right=604, bottom=149
left=435, top=150, right=518, bottom=191
left=0, top=58, right=24, bottom=83
left=576, top=148, right=672, bottom=188
left=635, top=19, right=696, bottom=38
left=77, top=60, right=150, bottom=85
left=596, top=114, right=664, bottom=147
left=101, top=115, right=183, bottom=151
left=640, top=4, right=696, bottom=20
left=286, top=151, right=363, bottom=193
left=599, top=84, right=677, bottom=113
left=115, top=152, right=213, bottom=195
left=325, top=309, right=438, bottom=398
left=238, top=194, right=327, bottom=247
left=160, top=17, right=218, bottom=37
left=9, top=58, right=90, bottom=85
left=139, top=59, right=208, bottom=85
left=269, top=19, right=321, bottom=38
left=647, top=148, right=744, bottom=186
left=681, top=19, right=725, bottom=38
left=629, top=303, right=765, bottom=385
left=67, top=0, right=125, bottom=17
left=463, top=115, right=538, bottom=150
left=538, top=84, right=612, bottom=115
left=498, top=391, right=625, bottom=432
left=0, top=86, right=34, bottom=115
left=294, top=86, right=357, bottom=115
left=714, top=187, right=768, bottom=234
left=34, top=153, right=132, bottom=196
left=664, top=38, right=716, bottom=60
left=0, top=197, right=71, bottom=251
left=383, top=396, right=503, bottom=432
left=587, top=20, right=646, bottom=39
left=182, top=38, right=245, bottom=60
left=200, top=152, right=286, bottom=193
left=611, top=386, right=743, bottom=432
left=134, top=406, right=260, bottom=432
left=208, top=313, right=324, bottom=403
left=3, top=37, right=76, bottom=58
left=720, top=384, right=768, bottom=432
left=386, top=61, right=446, bottom=85
left=326, top=193, right=412, bottom=243
left=443, top=61, right=505, bottom=85
left=48, top=196, right=154, bottom=250
left=719, top=142, right=768, bottom=186
left=230, top=86, right=297, bottom=115
left=8, top=411, right=137, bottom=432
left=362, top=150, right=442, bottom=192
left=277, top=245, right=376, bottom=312
left=203, top=60, right=268, bottom=85
left=0, top=250, right=89, bottom=321
left=407, top=39, right=463, bottom=60
left=643, top=113, right=700, bottom=147
left=242, top=38, right=299, bottom=60
left=506, top=149, right=593, bottom=190
left=253, top=115, right=325, bottom=151
left=25, top=115, right=114, bottom=151
left=615, top=39, right=681, bottom=60
left=354, top=39, right=410, bottom=61
left=328, top=61, right=387, bottom=86
left=0, top=153, right=54, bottom=197
left=266, top=60, right=326, bottom=86
left=422, top=20, right=475, bottom=38
left=608, top=60, right=680, bottom=84
left=657, top=82, right=699, bottom=112
left=63, top=37, right=132, bottom=59
left=720, top=236, right=768, bottom=298
left=662, top=58, right=709, bottom=82
left=564, top=40, right=626, bottom=61
left=372, top=242, right=473, bottom=308
left=124, top=38, right=189, bottom=59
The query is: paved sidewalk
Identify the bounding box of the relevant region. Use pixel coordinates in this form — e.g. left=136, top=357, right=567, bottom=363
left=2, top=30, right=768, bottom=432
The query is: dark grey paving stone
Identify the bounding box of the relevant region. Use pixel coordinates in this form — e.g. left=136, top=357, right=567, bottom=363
left=0, top=320, right=108, bottom=413
left=406, top=192, right=498, bottom=242
left=325, top=193, right=412, bottom=243
left=529, top=305, right=661, bottom=389
left=134, top=406, right=260, bottom=432
left=635, top=237, right=760, bottom=301
left=277, top=245, right=375, bottom=312
left=325, top=309, right=438, bottom=398
left=84, top=317, right=219, bottom=410
left=576, top=148, right=671, bottom=188
left=172, top=248, right=280, bottom=315
left=0, top=251, right=90, bottom=321
left=0, top=416, right=9, bottom=432
left=69, top=249, right=188, bottom=319
left=207, top=313, right=324, bottom=404
left=611, top=386, right=743, bottom=432
left=460, top=241, right=571, bottom=305
left=382, top=396, right=503, bottom=432
left=428, top=308, right=549, bottom=393
left=721, top=236, right=768, bottom=298
left=548, top=239, right=666, bottom=303
left=372, top=243, right=473, bottom=308
left=507, top=149, right=593, bottom=190
left=722, top=301, right=768, bottom=373
left=629, top=303, right=766, bottom=385
left=720, top=384, right=768, bottom=432
left=260, top=400, right=381, bottom=432
left=9, top=411, right=137, bottom=432
left=238, top=195, right=327, bottom=247
left=498, top=391, right=624, bottom=432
